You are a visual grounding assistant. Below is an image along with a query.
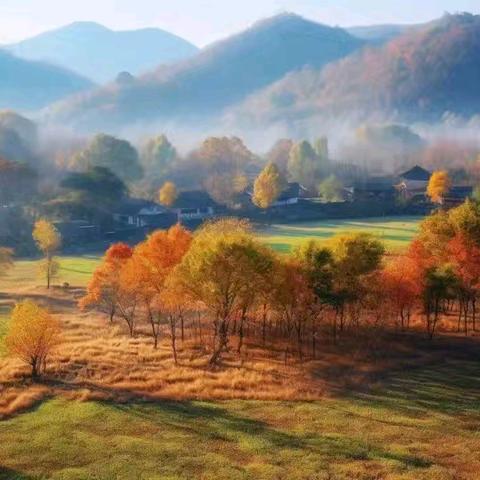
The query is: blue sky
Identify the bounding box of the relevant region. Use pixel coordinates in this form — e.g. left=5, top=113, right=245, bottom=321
left=1, top=0, right=479, bottom=45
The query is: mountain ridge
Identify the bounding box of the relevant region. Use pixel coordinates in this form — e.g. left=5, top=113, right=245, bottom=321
left=46, top=13, right=364, bottom=130
left=6, top=22, right=199, bottom=83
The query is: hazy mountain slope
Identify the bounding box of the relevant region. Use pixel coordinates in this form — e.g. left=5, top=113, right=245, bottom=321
left=47, top=14, right=364, bottom=130
left=0, top=49, right=93, bottom=111
left=347, top=24, right=416, bottom=43
left=7, top=22, right=199, bottom=83
left=234, top=13, right=480, bottom=126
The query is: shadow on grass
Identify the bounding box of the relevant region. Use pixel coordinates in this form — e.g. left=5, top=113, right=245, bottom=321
left=109, top=400, right=431, bottom=469
left=0, top=466, right=35, bottom=480
left=345, top=359, right=480, bottom=418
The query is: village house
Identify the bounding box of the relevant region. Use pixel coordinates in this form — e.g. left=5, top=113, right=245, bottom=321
left=113, top=199, right=176, bottom=229
left=348, top=177, right=397, bottom=202
left=171, top=191, right=217, bottom=221
left=396, top=165, right=432, bottom=201
left=271, top=182, right=309, bottom=206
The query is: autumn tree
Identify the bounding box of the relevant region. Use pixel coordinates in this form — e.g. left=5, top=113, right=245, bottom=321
left=447, top=233, right=480, bottom=333
left=192, top=136, right=254, bottom=206
left=158, top=181, right=178, bottom=207
left=427, top=170, right=452, bottom=204
left=328, top=233, right=385, bottom=334
left=252, top=162, right=286, bottom=209
left=79, top=243, right=133, bottom=323
left=127, top=225, right=192, bottom=347
left=32, top=219, right=62, bottom=289
left=175, top=219, right=273, bottom=364
left=423, top=266, right=457, bottom=339
left=381, top=255, right=420, bottom=330
left=6, top=300, right=61, bottom=378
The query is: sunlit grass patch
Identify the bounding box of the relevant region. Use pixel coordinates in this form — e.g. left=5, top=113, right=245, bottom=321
left=258, top=216, right=422, bottom=253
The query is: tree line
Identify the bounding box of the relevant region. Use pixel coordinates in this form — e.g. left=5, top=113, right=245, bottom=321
left=4, top=197, right=480, bottom=377
left=76, top=198, right=480, bottom=367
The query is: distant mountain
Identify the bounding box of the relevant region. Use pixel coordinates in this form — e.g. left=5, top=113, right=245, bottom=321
left=233, top=13, right=480, bottom=126
left=347, top=24, right=416, bottom=44
left=7, top=22, right=199, bottom=83
left=47, top=13, right=364, bottom=130
left=0, top=49, right=93, bottom=112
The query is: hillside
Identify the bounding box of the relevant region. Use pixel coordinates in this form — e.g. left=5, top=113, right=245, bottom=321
left=234, top=13, right=480, bottom=126
left=6, top=22, right=199, bottom=83
left=0, top=50, right=93, bottom=112
left=347, top=24, right=417, bottom=43
left=46, top=14, right=364, bottom=130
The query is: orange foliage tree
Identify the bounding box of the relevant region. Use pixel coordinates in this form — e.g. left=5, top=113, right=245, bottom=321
left=79, top=243, right=133, bottom=323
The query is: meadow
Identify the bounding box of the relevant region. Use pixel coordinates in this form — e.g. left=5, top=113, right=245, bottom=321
left=257, top=216, right=421, bottom=253
left=4, top=214, right=480, bottom=480
left=0, top=358, right=479, bottom=479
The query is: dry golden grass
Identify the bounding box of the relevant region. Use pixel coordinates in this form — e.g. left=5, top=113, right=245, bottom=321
left=1, top=281, right=479, bottom=421
left=0, top=284, right=327, bottom=417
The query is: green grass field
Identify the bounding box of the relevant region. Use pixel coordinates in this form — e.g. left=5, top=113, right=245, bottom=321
left=0, top=217, right=422, bottom=290
left=0, top=256, right=100, bottom=290
left=0, top=359, right=479, bottom=479
left=258, top=216, right=422, bottom=253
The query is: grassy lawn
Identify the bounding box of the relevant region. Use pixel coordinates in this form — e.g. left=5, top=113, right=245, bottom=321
left=0, top=256, right=100, bottom=290
left=0, top=359, right=479, bottom=479
left=258, top=216, right=422, bottom=253
left=0, top=217, right=423, bottom=290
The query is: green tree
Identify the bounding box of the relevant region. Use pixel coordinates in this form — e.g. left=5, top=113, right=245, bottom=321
left=142, top=134, right=176, bottom=177
left=73, top=134, right=143, bottom=182
left=318, top=175, right=343, bottom=202
left=288, top=140, right=323, bottom=190
left=253, top=162, right=286, bottom=209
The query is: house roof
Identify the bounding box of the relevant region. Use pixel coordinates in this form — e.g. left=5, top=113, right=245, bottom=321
left=115, top=198, right=167, bottom=216
left=173, top=191, right=217, bottom=209
left=446, top=186, right=473, bottom=199
left=352, top=177, right=395, bottom=192
left=398, top=166, right=431, bottom=182
left=277, top=182, right=305, bottom=201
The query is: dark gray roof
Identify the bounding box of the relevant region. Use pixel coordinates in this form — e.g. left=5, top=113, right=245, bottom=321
left=399, top=166, right=431, bottom=181
left=173, top=191, right=217, bottom=209
left=277, top=182, right=304, bottom=201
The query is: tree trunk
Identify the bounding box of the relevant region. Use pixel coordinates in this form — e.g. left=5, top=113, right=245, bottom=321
left=170, top=316, right=178, bottom=364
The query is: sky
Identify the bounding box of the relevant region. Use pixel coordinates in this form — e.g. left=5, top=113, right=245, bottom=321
left=1, top=0, right=479, bottom=46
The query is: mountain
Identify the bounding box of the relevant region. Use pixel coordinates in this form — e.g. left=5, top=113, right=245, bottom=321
left=47, top=13, right=364, bottom=130
left=6, top=22, right=199, bottom=83
left=347, top=24, right=416, bottom=44
left=0, top=49, right=93, bottom=112
left=233, top=13, right=480, bottom=126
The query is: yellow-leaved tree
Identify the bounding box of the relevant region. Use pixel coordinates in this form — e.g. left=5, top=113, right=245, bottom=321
left=158, top=181, right=178, bottom=207
left=32, top=219, right=62, bottom=289
left=427, top=170, right=452, bottom=204
left=253, top=162, right=286, bottom=209
left=6, top=300, right=61, bottom=378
